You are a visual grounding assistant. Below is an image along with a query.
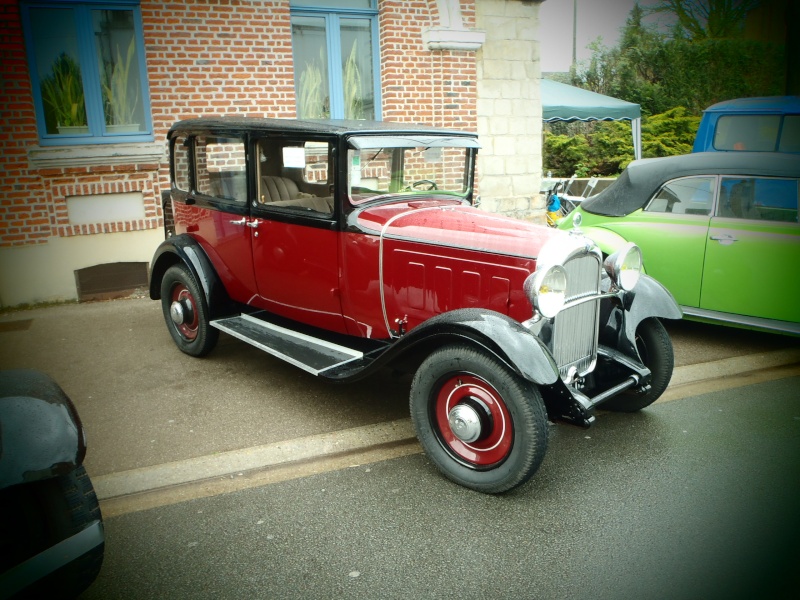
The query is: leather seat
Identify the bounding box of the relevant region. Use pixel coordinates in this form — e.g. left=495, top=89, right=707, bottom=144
left=260, top=176, right=300, bottom=203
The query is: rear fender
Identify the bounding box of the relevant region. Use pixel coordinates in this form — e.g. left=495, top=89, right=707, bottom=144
left=149, top=234, right=233, bottom=319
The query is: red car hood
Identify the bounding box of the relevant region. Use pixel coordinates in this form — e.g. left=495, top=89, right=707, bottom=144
left=357, top=201, right=560, bottom=259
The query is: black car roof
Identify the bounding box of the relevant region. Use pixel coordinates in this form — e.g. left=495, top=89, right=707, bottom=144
left=168, top=117, right=477, bottom=139
left=582, top=152, right=800, bottom=217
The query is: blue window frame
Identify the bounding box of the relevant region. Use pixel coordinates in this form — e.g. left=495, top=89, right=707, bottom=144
left=21, top=0, right=153, bottom=146
left=290, top=1, right=381, bottom=120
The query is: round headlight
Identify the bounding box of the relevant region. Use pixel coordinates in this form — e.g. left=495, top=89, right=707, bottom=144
left=524, top=264, right=567, bottom=319
left=604, top=242, right=642, bottom=291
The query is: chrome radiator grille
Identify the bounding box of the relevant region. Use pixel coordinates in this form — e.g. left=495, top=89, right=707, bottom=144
left=551, top=253, right=602, bottom=379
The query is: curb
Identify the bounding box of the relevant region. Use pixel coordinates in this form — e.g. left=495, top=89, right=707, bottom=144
left=94, top=348, right=800, bottom=502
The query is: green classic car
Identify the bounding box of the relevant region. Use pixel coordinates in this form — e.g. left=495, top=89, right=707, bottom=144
left=558, top=152, right=800, bottom=335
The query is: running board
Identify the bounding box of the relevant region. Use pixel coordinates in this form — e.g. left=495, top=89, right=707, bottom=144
left=211, top=314, right=364, bottom=376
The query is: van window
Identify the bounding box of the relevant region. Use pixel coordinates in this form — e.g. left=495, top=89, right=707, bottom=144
left=713, top=115, right=781, bottom=151
left=778, top=116, right=800, bottom=153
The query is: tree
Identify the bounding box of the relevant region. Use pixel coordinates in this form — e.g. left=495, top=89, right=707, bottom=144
left=645, top=0, right=763, bottom=40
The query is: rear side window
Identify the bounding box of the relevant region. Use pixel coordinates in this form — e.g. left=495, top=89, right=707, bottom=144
left=713, top=115, right=785, bottom=151
left=173, top=135, right=191, bottom=192
left=717, top=177, right=798, bottom=222
left=195, top=136, right=247, bottom=203
left=645, top=177, right=714, bottom=216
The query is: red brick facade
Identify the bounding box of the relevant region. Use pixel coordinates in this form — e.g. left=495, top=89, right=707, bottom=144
left=0, top=0, right=483, bottom=305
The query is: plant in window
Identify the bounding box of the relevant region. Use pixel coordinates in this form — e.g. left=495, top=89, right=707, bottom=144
left=40, top=52, right=87, bottom=132
left=343, top=41, right=364, bottom=120
left=101, top=38, right=139, bottom=129
left=298, top=49, right=329, bottom=119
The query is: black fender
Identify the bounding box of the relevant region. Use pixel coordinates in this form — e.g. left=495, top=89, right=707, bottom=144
left=0, top=370, right=86, bottom=489
left=149, top=234, right=234, bottom=319
left=328, top=308, right=561, bottom=387
left=600, top=274, right=683, bottom=359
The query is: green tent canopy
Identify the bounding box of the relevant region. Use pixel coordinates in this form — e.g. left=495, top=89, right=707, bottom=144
left=541, top=79, right=642, bottom=159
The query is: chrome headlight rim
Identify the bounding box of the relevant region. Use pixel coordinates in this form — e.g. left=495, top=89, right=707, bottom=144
left=604, top=242, right=642, bottom=291
left=524, top=264, right=568, bottom=319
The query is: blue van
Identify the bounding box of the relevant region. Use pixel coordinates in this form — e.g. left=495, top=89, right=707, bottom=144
left=692, top=96, right=800, bottom=153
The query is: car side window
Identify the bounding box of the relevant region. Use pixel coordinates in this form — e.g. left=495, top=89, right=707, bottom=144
left=645, top=177, right=714, bottom=216
left=194, top=136, right=247, bottom=204
left=718, top=177, right=799, bottom=222
left=256, top=139, right=333, bottom=216
left=173, top=135, right=191, bottom=192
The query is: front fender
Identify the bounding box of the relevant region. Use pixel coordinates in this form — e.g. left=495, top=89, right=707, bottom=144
left=331, top=309, right=561, bottom=386
left=0, top=370, right=86, bottom=489
left=601, top=274, right=682, bottom=359
left=149, top=234, right=233, bottom=319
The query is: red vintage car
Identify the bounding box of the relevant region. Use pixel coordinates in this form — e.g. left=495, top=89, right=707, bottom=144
left=150, top=118, right=681, bottom=493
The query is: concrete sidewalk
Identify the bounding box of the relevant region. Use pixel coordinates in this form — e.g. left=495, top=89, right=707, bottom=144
left=1, top=295, right=797, bottom=484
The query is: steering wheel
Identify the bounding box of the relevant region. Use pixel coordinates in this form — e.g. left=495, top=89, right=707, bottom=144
left=406, top=179, right=438, bottom=191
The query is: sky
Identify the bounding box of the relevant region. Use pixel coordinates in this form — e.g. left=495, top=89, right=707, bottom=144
left=538, top=0, right=675, bottom=72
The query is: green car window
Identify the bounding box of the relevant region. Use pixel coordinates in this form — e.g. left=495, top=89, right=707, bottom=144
left=718, top=177, right=798, bottom=222
left=645, top=177, right=714, bottom=216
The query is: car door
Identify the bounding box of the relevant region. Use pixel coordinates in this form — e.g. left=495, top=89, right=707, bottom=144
left=249, top=137, right=346, bottom=333
left=605, top=176, right=716, bottom=308
left=700, top=176, right=800, bottom=323
left=172, top=132, right=258, bottom=303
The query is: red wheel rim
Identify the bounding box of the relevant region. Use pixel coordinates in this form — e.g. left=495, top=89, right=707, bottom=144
left=433, top=374, right=513, bottom=467
left=170, top=284, right=199, bottom=341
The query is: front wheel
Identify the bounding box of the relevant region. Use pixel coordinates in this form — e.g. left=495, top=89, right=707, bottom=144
left=602, top=318, right=674, bottom=412
left=160, top=264, right=218, bottom=357
left=410, top=345, right=549, bottom=493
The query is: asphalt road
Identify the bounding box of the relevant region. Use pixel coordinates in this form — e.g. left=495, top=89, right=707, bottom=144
left=78, top=376, right=799, bottom=600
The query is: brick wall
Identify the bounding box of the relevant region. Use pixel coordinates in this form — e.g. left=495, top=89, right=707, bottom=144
left=0, top=0, right=493, bottom=305
left=379, top=0, right=478, bottom=132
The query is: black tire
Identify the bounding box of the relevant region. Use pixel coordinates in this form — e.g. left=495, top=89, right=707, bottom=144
left=0, top=465, right=104, bottom=598
left=410, top=344, right=549, bottom=494
left=602, top=318, right=674, bottom=412
left=160, top=264, right=219, bottom=357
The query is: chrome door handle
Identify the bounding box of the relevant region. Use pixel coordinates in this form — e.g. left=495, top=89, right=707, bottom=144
left=710, top=233, right=738, bottom=245
left=246, top=219, right=260, bottom=228
left=229, top=217, right=247, bottom=226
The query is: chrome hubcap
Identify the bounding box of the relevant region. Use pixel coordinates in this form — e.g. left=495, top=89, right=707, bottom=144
left=448, top=403, right=483, bottom=443
left=170, top=300, right=186, bottom=325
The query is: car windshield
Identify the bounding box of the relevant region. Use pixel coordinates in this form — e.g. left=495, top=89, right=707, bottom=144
left=347, top=137, right=475, bottom=205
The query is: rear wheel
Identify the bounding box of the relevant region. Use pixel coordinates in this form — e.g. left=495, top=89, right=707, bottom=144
left=410, top=345, right=549, bottom=493
left=602, top=318, right=674, bottom=412
left=160, top=264, right=218, bottom=357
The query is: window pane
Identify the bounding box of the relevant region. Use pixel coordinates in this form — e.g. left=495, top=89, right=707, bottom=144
left=340, top=19, right=374, bottom=120
left=719, top=177, right=798, bottom=222
left=174, top=135, right=191, bottom=191
left=713, top=115, right=781, bottom=151
left=778, top=116, right=800, bottom=153
left=196, top=136, right=247, bottom=203
left=93, top=9, right=144, bottom=133
left=290, top=1, right=373, bottom=8
left=30, top=8, right=87, bottom=136
left=645, top=177, right=714, bottom=215
left=348, top=145, right=470, bottom=204
left=292, top=16, right=330, bottom=119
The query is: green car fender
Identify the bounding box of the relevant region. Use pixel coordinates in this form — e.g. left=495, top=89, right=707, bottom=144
left=576, top=225, right=655, bottom=275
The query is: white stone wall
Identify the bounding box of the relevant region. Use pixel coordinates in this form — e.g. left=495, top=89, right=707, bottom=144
left=475, top=0, right=544, bottom=221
